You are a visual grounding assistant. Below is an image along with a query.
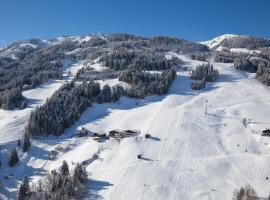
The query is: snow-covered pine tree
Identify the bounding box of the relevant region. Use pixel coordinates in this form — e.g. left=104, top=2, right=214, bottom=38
left=8, top=148, right=19, bottom=167
left=73, top=163, right=88, bottom=184
left=17, top=139, right=21, bottom=147
left=60, top=160, right=69, bottom=176
left=18, top=176, right=31, bottom=200
left=22, top=132, right=31, bottom=152
left=232, top=184, right=257, bottom=200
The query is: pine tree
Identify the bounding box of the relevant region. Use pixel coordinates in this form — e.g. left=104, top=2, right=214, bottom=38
left=18, top=176, right=31, bottom=200
left=22, top=132, right=31, bottom=152
left=8, top=148, right=19, bottom=167
left=73, top=163, right=88, bottom=184
left=60, top=160, right=69, bottom=176
left=17, top=139, right=21, bottom=147
left=232, top=184, right=257, bottom=200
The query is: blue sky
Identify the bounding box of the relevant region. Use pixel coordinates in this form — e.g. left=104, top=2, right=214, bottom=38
left=0, top=0, right=269, bottom=47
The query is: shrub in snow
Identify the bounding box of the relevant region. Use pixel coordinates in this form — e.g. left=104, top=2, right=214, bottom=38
left=8, top=148, right=19, bottom=167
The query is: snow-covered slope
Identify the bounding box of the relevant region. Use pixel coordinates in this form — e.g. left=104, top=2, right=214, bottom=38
left=200, top=34, right=241, bottom=49
left=1, top=49, right=270, bottom=199
left=0, top=60, right=85, bottom=145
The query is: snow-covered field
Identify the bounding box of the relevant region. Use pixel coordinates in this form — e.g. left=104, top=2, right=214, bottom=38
left=1, top=53, right=270, bottom=199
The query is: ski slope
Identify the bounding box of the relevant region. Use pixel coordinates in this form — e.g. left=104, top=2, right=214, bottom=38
left=1, top=53, right=270, bottom=199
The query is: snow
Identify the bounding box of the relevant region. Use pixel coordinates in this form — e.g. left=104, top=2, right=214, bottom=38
left=88, top=62, right=109, bottom=72
left=78, top=36, right=92, bottom=43
left=48, top=35, right=95, bottom=46
left=96, top=78, right=130, bottom=89
left=0, top=41, right=40, bottom=60
left=200, top=34, right=241, bottom=49
left=1, top=52, right=270, bottom=199
left=19, top=43, right=37, bottom=49
left=230, top=48, right=261, bottom=54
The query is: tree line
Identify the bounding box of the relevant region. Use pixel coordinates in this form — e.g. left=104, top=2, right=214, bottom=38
left=119, top=69, right=176, bottom=97
left=18, top=161, right=88, bottom=200
left=27, top=81, right=100, bottom=137
left=8, top=132, right=31, bottom=167
left=99, top=48, right=172, bottom=71
left=190, top=63, right=219, bottom=90
left=222, top=36, right=270, bottom=50
left=233, top=55, right=270, bottom=86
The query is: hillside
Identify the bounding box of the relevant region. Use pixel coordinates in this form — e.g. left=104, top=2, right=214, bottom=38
left=0, top=34, right=270, bottom=199
left=200, top=34, right=241, bottom=49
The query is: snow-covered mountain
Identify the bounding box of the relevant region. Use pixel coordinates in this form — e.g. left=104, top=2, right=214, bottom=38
left=1, top=33, right=270, bottom=200
left=200, top=34, right=241, bottom=49
left=200, top=34, right=270, bottom=55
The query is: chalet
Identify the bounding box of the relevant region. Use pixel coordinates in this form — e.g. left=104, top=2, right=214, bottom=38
left=92, top=131, right=108, bottom=142
left=115, top=132, right=125, bottom=139
left=108, top=130, right=121, bottom=138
